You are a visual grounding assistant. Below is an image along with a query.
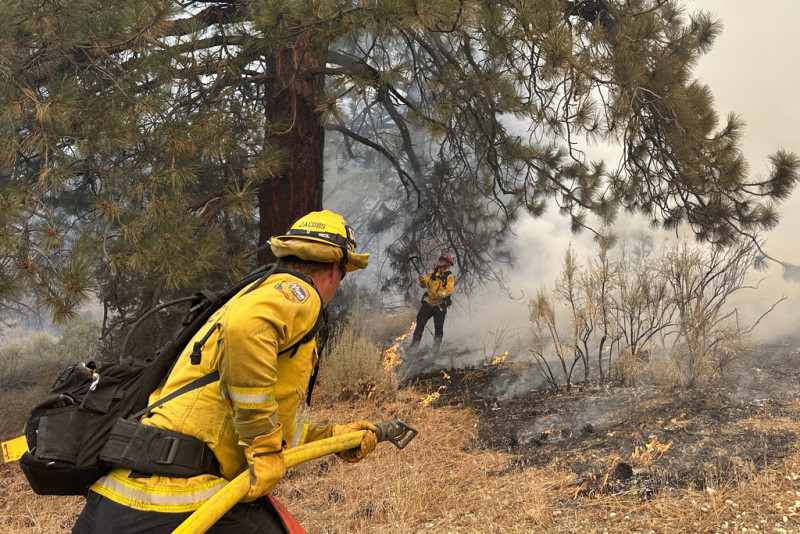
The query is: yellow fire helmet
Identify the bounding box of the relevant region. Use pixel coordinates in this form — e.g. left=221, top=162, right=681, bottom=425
left=270, top=210, right=369, bottom=272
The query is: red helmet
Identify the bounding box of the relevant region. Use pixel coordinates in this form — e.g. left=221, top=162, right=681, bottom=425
left=438, top=253, right=454, bottom=266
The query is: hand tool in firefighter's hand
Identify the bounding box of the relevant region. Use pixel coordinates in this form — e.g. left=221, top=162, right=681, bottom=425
left=407, top=255, right=422, bottom=275
left=173, top=418, right=418, bottom=534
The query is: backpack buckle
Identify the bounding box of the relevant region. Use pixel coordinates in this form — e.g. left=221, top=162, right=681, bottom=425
left=155, top=437, right=179, bottom=465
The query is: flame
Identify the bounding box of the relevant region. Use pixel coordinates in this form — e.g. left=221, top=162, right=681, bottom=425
left=491, top=350, right=508, bottom=366
left=572, top=457, right=620, bottom=500
left=542, top=425, right=553, bottom=435
left=630, top=435, right=673, bottom=466
left=420, top=370, right=452, bottom=406
left=383, top=322, right=416, bottom=370
left=573, top=435, right=675, bottom=500
left=420, top=385, right=447, bottom=406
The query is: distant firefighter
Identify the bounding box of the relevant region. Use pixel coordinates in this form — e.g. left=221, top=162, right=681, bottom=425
left=409, top=253, right=455, bottom=354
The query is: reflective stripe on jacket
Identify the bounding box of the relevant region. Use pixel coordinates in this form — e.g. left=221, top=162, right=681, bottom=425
left=91, top=272, right=333, bottom=512
left=420, top=269, right=454, bottom=307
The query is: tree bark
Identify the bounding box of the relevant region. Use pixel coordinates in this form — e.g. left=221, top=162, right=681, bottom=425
left=258, top=34, right=327, bottom=265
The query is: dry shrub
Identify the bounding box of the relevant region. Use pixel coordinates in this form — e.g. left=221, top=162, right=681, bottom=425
left=649, top=351, right=687, bottom=392
left=0, top=316, right=103, bottom=438
left=317, top=325, right=396, bottom=403
left=0, top=386, right=48, bottom=439
left=650, top=327, right=750, bottom=391
left=356, top=307, right=417, bottom=343
left=681, top=325, right=750, bottom=383
left=710, top=327, right=750, bottom=375
left=610, top=346, right=645, bottom=386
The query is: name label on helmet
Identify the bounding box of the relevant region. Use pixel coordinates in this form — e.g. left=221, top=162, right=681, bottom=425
left=275, top=281, right=309, bottom=303
left=297, top=221, right=326, bottom=230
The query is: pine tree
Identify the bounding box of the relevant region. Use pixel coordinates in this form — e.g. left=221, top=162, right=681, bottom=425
left=0, top=0, right=796, bottom=338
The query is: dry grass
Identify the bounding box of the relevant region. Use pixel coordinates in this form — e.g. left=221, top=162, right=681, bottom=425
left=4, top=387, right=800, bottom=533
left=277, top=392, right=800, bottom=534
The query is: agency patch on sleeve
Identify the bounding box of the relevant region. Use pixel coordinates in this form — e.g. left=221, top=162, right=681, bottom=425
left=275, top=281, right=309, bottom=303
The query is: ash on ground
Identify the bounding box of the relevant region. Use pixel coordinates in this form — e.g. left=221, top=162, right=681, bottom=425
left=405, top=336, right=800, bottom=498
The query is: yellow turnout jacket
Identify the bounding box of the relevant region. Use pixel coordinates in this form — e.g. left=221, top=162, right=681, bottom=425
left=91, top=272, right=333, bottom=513
left=420, top=269, right=454, bottom=308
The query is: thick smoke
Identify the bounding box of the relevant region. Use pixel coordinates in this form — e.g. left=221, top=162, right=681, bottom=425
left=325, top=1, right=800, bottom=368
left=447, top=1, right=800, bottom=356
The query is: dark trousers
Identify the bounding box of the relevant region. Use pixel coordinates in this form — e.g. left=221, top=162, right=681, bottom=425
left=72, top=491, right=288, bottom=533
left=411, top=302, right=446, bottom=348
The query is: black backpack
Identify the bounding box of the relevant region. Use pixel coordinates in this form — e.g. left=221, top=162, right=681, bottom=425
left=17, top=263, right=325, bottom=496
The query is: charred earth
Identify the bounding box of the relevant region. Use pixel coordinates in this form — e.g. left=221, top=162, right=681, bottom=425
left=405, top=336, right=800, bottom=500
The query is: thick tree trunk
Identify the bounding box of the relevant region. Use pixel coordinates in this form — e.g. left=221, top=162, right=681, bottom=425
left=258, top=35, right=327, bottom=265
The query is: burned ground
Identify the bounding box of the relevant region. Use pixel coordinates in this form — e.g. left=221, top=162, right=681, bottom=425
left=4, top=339, right=800, bottom=532
left=405, top=336, right=800, bottom=500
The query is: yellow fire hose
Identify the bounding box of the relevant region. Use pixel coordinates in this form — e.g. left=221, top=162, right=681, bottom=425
left=174, top=419, right=417, bottom=534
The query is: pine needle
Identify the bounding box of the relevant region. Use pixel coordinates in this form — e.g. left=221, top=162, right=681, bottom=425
left=781, top=262, right=800, bottom=283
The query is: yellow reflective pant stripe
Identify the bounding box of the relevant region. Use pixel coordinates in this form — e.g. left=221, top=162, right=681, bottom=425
left=91, top=471, right=229, bottom=514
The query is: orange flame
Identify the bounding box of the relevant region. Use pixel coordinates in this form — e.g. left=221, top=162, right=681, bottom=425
left=572, top=457, right=620, bottom=500
left=491, top=350, right=508, bottom=366
left=542, top=425, right=553, bottom=435
left=572, top=435, right=675, bottom=500
left=420, top=385, right=447, bottom=406
left=383, top=322, right=416, bottom=370
left=630, top=435, right=673, bottom=466
left=420, top=370, right=451, bottom=406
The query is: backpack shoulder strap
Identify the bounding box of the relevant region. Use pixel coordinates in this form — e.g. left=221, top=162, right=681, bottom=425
left=277, top=304, right=326, bottom=358
left=129, top=370, right=220, bottom=421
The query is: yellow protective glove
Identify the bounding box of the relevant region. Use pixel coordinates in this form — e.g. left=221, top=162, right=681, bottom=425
left=331, top=420, right=378, bottom=463
left=242, top=426, right=286, bottom=502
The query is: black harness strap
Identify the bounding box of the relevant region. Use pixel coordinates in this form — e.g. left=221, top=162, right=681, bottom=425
left=129, top=370, right=221, bottom=421
left=190, top=324, right=218, bottom=365
left=278, top=305, right=326, bottom=358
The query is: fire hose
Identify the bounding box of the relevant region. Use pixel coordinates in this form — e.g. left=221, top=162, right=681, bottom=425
left=173, top=418, right=418, bottom=534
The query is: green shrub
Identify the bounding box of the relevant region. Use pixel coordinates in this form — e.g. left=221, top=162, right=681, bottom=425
left=0, top=333, right=58, bottom=390
left=55, top=314, right=102, bottom=365
left=0, top=314, right=101, bottom=391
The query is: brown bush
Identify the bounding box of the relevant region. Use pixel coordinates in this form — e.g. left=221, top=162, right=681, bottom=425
left=316, top=325, right=397, bottom=404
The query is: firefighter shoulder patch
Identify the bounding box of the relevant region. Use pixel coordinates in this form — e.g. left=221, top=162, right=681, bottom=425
left=275, top=281, right=309, bottom=303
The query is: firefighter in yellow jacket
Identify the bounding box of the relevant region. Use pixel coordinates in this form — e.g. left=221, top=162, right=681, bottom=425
left=73, top=210, right=376, bottom=533
left=409, top=253, right=455, bottom=354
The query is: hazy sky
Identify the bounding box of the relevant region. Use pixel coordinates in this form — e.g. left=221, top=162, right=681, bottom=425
left=687, top=0, right=800, bottom=338
left=447, top=0, right=800, bottom=353
left=692, top=0, right=800, bottom=243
